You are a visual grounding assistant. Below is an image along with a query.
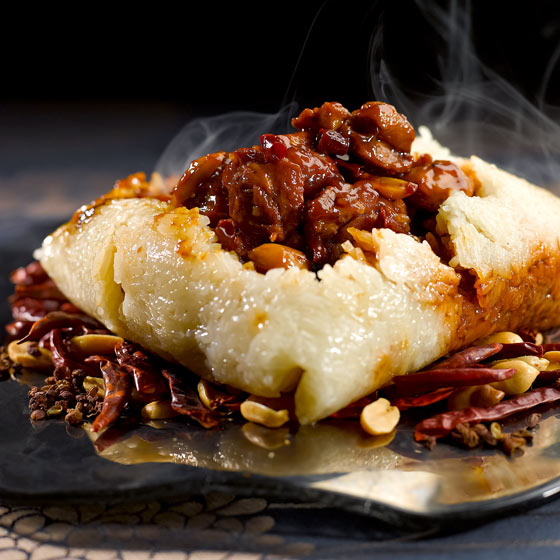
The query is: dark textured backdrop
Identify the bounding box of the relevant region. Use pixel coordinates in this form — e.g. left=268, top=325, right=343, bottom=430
left=2, top=1, right=559, bottom=111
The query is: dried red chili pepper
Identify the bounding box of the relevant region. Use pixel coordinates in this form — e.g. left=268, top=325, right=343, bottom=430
left=9, top=262, right=49, bottom=286
left=10, top=297, right=61, bottom=323
left=534, top=369, right=560, bottom=382
left=5, top=320, right=32, bottom=340
left=87, top=357, right=131, bottom=432
left=433, top=344, right=502, bottom=369
left=391, top=388, right=456, bottom=411
left=49, top=329, right=98, bottom=379
left=542, top=344, right=560, bottom=352
left=19, top=311, right=102, bottom=343
left=391, top=367, right=515, bottom=397
left=161, top=368, right=221, bottom=429
left=12, top=281, right=66, bottom=301
left=414, top=387, right=560, bottom=441
left=114, top=341, right=166, bottom=398
left=491, top=342, right=543, bottom=360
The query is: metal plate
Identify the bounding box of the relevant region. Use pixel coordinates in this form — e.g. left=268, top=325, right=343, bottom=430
left=3, top=220, right=560, bottom=531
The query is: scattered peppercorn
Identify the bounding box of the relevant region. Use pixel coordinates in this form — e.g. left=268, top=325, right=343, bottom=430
left=65, top=408, right=83, bottom=425
left=27, top=375, right=102, bottom=426
left=447, top=413, right=541, bottom=456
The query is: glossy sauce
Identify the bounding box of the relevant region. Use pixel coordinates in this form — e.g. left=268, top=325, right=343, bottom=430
left=170, top=101, right=474, bottom=271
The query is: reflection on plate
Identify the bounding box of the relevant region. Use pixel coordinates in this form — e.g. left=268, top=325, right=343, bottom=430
left=6, top=364, right=560, bottom=529
left=82, top=405, right=560, bottom=517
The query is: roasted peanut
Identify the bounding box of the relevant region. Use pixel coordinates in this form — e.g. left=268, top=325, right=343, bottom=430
left=360, top=398, right=400, bottom=436
left=7, top=340, right=53, bottom=370
left=240, top=400, right=289, bottom=428
left=490, top=359, right=539, bottom=395
left=447, top=385, right=505, bottom=410
left=535, top=332, right=544, bottom=345
left=511, top=355, right=549, bottom=371
left=197, top=380, right=212, bottom=409
left=248, top=244, right=310, bottom=274
left=477, top=331, right=524, bottom=345
left=70, top=334, right=124, bottom=355
left=543, top=351, right=560, bottom=370
left=141, top=400, right=178, bottom=420
left=83, top=376, right=106, bottom=397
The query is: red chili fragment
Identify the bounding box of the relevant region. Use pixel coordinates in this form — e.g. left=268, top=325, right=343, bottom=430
left=414, top=387, right=560, bottom=441
left=88, top=357, right=131, bottom=432
left=392, top=367, right=515, bottom=397
left=260, top=134, right=288, bottom=160
left=391, top=388, right=456, bottom=411
left=161, top=369, right=221, bottom=429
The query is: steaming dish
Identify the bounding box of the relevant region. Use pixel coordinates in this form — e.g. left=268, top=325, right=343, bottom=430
left=6, top=100, right=560, bottom=449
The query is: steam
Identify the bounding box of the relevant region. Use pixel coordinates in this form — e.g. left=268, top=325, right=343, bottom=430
left=156, top=1, right=559, bottom=191
left=369, top=0, right=560, bottom=189
left=154, top=104, right=296, bottom=181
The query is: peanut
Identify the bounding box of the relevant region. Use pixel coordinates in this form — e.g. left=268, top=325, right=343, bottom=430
left=535, top=332, right=544, bottom=345
left=543, top=351, right=560, bottom=371
left=448, top=385, right=505, bottom=410
left=360, top=398, right=400, bottom=436
left=248, top=244, right=310, bottom=274
left=510, top=355, right=549, bottom=371
left=197, top=380, right=213, bottom=409
left=240, top=400, right=289, bottom=428
left=7, top=340, right=53, bottom=370
left=70, top=334, right=124, bottom=355
left=141, top=400, right=178, bottom=420
left=476, top=331, right=524, bottom=345
left=489, top=359, right=539, bottom=395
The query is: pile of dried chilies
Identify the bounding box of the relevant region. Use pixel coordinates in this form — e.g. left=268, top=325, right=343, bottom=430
left=4, top=261, right=560, bottom=457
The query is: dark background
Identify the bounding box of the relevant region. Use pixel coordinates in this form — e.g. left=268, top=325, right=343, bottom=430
left=0, top=0, right=558, bottom=215
left=3, top=1, right=559, bottom=113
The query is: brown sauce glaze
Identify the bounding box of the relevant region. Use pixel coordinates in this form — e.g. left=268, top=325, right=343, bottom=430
left=71, top=173, right=171, bottom=229
left=170, top=101, right=474, bottom=271
left=449, top=249, right=560, bottom=354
